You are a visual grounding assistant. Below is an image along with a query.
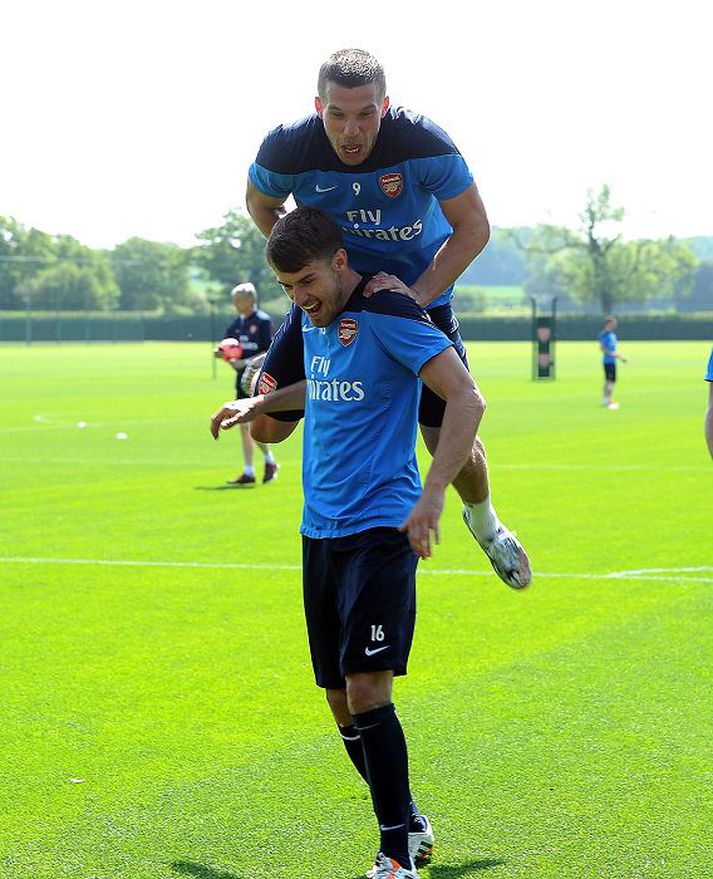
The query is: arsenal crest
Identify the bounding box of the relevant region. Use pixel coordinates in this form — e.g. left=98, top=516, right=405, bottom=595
left=338, top=318, right=359, bottom=347
left=379, top=172, right=403, bottom=198
left=258, top=372, right=277, bottom=395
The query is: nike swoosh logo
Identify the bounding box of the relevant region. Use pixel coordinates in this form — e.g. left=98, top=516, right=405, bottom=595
left=379, top=823, right=406, bottom=832
left=301, top=325, right=317, bottom=332
left=364, top=645, right=389, bottom=656
left=315, top=184, right=338, bottom=192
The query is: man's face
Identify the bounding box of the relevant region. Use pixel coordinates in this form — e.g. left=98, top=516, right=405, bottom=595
left=315, top=82, right=389, bottom=166
left=233, top=294, right=254, bottom=316
left=273, top=251, right=348, bottom=327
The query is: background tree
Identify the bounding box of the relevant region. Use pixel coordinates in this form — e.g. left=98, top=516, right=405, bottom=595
left=519, top=186, right=698, bottom=312
left=18, top=261, right=118, bottom=310
left=112, top=238, right=190, bottom=311
left=194, top=208, right=281, bottom=305
left=0, top=218, right=56, bottom=308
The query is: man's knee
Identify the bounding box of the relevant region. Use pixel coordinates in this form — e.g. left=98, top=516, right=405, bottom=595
left=345, top=671, right=393, bottom=716
left=325, top=687, right=352, bottom=726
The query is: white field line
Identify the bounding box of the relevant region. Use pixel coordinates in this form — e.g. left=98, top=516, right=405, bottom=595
left=497, top=464, right=713, bottom=473
left=0, top=417, right=196, bottom=434
left=0, top=457, right=711, bottom=474
left=0, top=557, right=711, bottom=582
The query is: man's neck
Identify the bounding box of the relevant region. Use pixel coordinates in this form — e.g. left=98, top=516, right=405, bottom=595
left=335, top=268, right=364, bottom=312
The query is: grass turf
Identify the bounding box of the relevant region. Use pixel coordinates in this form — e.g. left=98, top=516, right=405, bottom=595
left=0, top=340, right=710, bottom=879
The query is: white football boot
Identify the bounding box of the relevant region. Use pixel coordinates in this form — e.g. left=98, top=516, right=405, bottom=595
left=366, top=816, right=433, bottom=877
left=370, top=853, right=418, bottom=878
left=463, top=509, right=532, bottom=590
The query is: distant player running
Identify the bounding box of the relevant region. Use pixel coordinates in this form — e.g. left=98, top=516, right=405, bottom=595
left=598, top=315, right=628, bottom=409
left=211, top=207, right=486, bottom=879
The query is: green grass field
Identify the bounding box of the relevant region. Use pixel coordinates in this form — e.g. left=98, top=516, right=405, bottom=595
left=0, top=340, right=711, bottom=879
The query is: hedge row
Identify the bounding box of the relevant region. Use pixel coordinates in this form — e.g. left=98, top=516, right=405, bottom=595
left=1, top=312, right=712, bottom=343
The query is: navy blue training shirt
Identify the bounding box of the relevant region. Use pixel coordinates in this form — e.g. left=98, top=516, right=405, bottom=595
left=249, top=107, right=474, bottom=309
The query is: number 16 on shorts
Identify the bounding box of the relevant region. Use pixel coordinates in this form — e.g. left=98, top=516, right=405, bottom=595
left=365, top=624, right=389, bottom=657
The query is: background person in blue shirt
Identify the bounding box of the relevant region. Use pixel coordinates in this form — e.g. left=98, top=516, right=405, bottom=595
left=211, top=207, right=486, bottom=879
left=245, top=47, right=530, bottom=591
left=598, top=315, right=628, bottom=409
left=217, top=283, right=278, bottom=484
left=705, top=348, right=713, bottom=457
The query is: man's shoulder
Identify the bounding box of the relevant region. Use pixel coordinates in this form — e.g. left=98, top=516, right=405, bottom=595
left=379, top=106, right=462, bottom=160
left=346, top=288, right=433, bottom=325
left=255, top=114, right=331, bottom=174
left=253, top=309, right=273, bottom=323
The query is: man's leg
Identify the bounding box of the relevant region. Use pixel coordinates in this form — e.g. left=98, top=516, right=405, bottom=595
left=422, top=305, right=530, bottom=589
left=325, top=687, right=428, bottom=844
left=253, top=438, right=279, bottom=483
left=603, top=379, right=613, bottom=406
left=420, top=424, right=531, bottom=589
left=603, top=364, right=618, bottom=408
left=226, top=423, right=257, bottom=484
left=344, top=671, right=412, bottom=870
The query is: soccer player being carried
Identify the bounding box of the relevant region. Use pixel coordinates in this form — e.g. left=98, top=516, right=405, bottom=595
left=244, top=47, right=530, bottom=590
left=211, top=207, right=487, bottom=878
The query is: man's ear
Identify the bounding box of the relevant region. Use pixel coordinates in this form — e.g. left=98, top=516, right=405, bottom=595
left=332, top=248, right=348, bottom=272
left=315, top=96, right=323, bottom=118
left=381, top=96, right=390, bottom=117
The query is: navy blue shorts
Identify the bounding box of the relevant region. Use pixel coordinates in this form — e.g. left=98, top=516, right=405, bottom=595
left=604, top=362, right=616, bottom=382
left=302, top=527, right=418, bottom=689
left=420, top=303, right=470, bottom=428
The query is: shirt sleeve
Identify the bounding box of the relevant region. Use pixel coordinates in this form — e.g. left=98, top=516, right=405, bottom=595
left=706, top=348, right=713, bottom=382
left=255, top=316, right=275, bottom=356
left=248, top=161, right=295, bottom=200
left=257, top=306, right=305, bottom=421
left=368, top=295, right=453, bottom=375
left=413, top=153, right=474, bottom=202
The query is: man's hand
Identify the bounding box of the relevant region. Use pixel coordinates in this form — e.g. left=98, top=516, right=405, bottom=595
left=400, top=486, right=445, bottom=559
left=363, top=272, right=423, bottom=305
left=210, top=398, right=263, bottom=439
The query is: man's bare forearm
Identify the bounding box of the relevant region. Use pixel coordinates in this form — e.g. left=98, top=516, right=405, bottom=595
left=413, top=223, right=490, bottom=307
left=253, top=380, right=306, bottom=413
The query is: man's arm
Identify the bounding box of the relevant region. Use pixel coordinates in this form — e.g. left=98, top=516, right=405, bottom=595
left=706, top=382, right=713, bottom=459
left=365, top=184, right=490, bottom=306
left=210, top=380, right=306, bottom=440
left=246, top=180, right=288, bottom=238
left=401, top=347, right=486, bottom=557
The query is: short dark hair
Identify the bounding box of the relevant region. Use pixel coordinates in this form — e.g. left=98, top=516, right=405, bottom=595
left=317, top=48, right=386, bottom=101
left=266, top=207, right=345, bottom=273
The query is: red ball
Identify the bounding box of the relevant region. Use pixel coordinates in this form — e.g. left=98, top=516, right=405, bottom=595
left=218, top=338, right=243, bottom=361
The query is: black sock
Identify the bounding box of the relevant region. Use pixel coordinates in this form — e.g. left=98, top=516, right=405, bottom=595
left=338, top=723, right=369, bottom=783
left=353, top=703, right=411, bottom=868
left=337, top=723, right=424, bottom=829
